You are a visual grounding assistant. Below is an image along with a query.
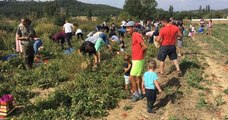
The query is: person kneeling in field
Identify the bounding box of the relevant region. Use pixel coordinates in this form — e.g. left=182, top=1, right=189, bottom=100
left=142, top=60, right=162, bottom=113
left=78, top=32, right=112, bottom=69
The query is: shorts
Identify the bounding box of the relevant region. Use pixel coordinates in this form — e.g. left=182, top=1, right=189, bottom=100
left=124, top=75, right=130, bottom=85
left=130, top=60, right=144, bottom=76
left=177, top=40, right=183, bottom=48
left=157, top=45, right=177, bottom=62
left=120, top=48, right=124, bottom=52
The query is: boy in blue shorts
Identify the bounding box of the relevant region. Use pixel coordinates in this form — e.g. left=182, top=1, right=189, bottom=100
left=142, top=60, right=162, bottom=113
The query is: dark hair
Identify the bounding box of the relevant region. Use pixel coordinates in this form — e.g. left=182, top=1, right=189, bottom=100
left=124, top=54, right=131, bottom=61
left=49, top=34, right=54, bottom=40
left=148, top=59, right=157, bottom=69
left=161, top=17, right=170, bottom=23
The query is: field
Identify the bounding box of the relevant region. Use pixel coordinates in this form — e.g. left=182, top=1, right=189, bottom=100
left=0, top=18, right=228, bottom=120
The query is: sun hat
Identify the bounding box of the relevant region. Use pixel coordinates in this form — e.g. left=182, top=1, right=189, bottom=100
left=125, top=21, right=135, bottom=27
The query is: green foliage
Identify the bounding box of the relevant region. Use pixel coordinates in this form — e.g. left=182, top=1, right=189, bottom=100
left=185, top=68, right=204, bottom=89
left=124, top=0, right=143, bottom=19
left=124, top=0, right=157, bottom=19
left=168, top=115, right=179, bottom=120
left=123, top=105, right=133, bottom=111
left=224, top=88, right=228, bottom=95
left=196, top=97, right=207, bottom=109
left=215, top=95, right=226, bottom=106
left=0, top=0, right=120, bottom=19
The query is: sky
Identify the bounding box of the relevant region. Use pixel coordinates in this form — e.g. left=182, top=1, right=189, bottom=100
left=77, top=0, right=228, bottom=11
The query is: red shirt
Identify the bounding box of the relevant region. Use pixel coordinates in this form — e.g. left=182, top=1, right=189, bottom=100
left=159, top=24, right=180, bottom=46
left=132, top=32, right=144, bottom=60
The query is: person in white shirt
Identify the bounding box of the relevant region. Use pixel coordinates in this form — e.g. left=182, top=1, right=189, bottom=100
left=63, top=20, right=74, bottom=48
left=75, top=28, right=84, bottom=40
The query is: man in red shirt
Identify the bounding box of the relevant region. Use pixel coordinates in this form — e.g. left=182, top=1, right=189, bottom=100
left=126, top=21, right=147, bottom=101
left=156, top=18, right=182, bottom=75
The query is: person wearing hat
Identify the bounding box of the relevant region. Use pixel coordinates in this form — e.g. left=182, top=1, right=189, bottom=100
left=126, top=21, right=148, bottom=101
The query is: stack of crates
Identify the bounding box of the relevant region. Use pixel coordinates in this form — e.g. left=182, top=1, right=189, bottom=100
left=0, top=94, right=15, bottom=118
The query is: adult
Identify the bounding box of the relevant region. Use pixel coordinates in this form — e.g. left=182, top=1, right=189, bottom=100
left=156, top=17, right=182, bottom=75
left=63, top=20, right=74, bottom=48
left=79, top=32, right=112, bottom=66
left=126, top=21, right=147, bottom=101
left=49, top=31, right=66, bottom=50
left=16, top=18, right=36, bottom=69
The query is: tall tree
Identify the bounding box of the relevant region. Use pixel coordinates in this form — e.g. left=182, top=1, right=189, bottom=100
left=199, top=5, right=202, bottom=14
left=123, top=0, right=143, bottom=19
left=140, top=0, right=157, bottom=20
left=169, top=5, right=174, bottom=17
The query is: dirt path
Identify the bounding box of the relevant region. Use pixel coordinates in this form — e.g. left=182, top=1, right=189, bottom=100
left=193, top=36, right=228, bottom=118
left=104, top=35, right=228, bottom=120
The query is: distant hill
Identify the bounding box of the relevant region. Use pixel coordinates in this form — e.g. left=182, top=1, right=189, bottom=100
left=0, top=0, right=121, bottom=18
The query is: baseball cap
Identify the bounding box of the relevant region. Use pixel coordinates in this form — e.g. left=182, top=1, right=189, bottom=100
left=99, top=33, right=109, bottom=45
left=125, top=21, right=135, bottom=27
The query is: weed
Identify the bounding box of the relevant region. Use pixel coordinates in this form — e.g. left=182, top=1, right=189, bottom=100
left=186, top=68, right=204, bottom=89
left=224, top=88, right=228, bottom=95
left=123, top=105, right=133, bottom=111
left=215, top=95, right=226, bottom=106
left=168, top=115, right=179, bottom=120
left=196, top=97, right=207, bottom=109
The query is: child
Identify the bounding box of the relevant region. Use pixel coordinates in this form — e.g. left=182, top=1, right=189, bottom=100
left=123, top=55, right=132, bottom=92
left=119, top=36, right=125, bottom=53
left=142, top=60, right=162, bottom=113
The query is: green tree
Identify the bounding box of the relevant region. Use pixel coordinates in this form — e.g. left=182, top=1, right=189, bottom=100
left=141, top=0, right=157, bottom=20
left=199, top=5, right=202, bottom=14
left=124, top=0, right=142, bottom=19
left=88, top=9, right=92, bottom=20
left=169, top=5, right=174, bottom=17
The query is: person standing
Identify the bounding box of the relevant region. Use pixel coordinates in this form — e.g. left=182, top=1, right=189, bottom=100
left=125, top=21, right=147, bottom=101
left=142, top=60, right=162, bottom=113
left=16, top=18, right=36, bottom=69
left=63, top=20, right=74, bottom=48
left=207, top=19, right=213, bottom=36
left=156, top=17, right=182, bottom=75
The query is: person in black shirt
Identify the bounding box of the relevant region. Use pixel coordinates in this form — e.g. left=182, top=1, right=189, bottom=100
left=123, top=55, right=132, bottom=92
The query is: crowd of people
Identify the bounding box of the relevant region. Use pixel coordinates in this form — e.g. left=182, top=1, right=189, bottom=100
left=15, top=16, right=213, bottom=113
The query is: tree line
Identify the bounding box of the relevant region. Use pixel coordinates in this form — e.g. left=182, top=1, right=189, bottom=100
left=0, top=0, right=120, bottom=19
left=123, top=0, right=227, bottom=20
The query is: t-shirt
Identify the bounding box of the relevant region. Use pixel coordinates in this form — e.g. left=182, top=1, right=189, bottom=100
left=53, top=32, right=66, bottom=41
left=63, top=22, right=74, bottom=33
left=94, top=38, right=105, bottom=52
left=76, top=29, right=82, bottom=34
left=132, top=32, right=144, bottom=60
left=85, top=34, right=100, bottom=44
left=159, top=24, right=180, bottom=46
left=123, top=62, right=132, bottom=76
left=143, top=71, right=158, bottom=89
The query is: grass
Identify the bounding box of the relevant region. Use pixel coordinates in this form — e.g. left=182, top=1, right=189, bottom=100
left=168, top=115, right=179, bottom=120
left=215, top=95, right=226, bottom=106
left=196, top=97, right=207, bottom=109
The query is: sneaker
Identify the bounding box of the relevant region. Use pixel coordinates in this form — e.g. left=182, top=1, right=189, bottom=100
left=138, top=94, right=144, bottom=100
left=147, top=106, right=153, bottom=113
left=131, top=94, right=139, bottom=102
